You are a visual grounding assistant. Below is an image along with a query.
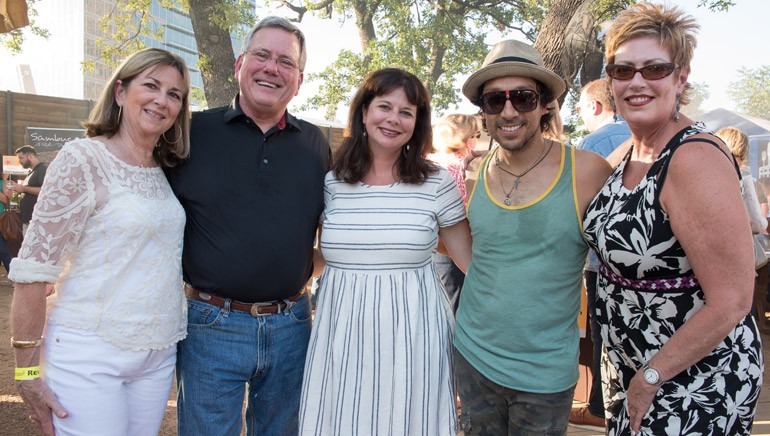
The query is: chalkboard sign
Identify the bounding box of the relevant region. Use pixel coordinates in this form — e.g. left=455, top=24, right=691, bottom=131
left=25, top=127, right=85, bottom=153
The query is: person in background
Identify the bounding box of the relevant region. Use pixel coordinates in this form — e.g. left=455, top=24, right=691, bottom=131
left=10, top=47, right=190, bottom=436
left=570, top=77, right=631, bottom=429
left=8, top=145, right=47, bottom=235
left=717, top=126, right=769, bottom=332
left=716, top=127, right=767, bottom=235
left=576, top=79, right=631, bottom=157
left=454, top=39, right=611, bottom=434
left=583, top=4, right=762, bottom=434
left=429, top=113, right=480, bottom=312
left=0, top=170, right=13, bottom=272
left=165, top=16, right=330, bottom=436
left=299, top=67, right=472, bottom=435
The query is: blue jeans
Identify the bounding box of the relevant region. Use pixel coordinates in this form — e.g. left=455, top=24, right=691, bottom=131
left=176, top=294, right=312, bottom=436
left=584, top=270, right=605, bottom=417
left=454, top=348, right=574, bottom=435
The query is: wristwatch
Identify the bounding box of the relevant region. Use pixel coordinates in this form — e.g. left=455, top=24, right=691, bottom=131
left=642, top=363, right=664, bottom=387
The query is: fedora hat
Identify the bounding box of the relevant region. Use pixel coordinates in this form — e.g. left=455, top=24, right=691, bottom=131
left=462, top=40, right=566, bottom=105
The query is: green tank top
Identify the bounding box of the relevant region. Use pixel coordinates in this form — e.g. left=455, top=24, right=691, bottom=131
left=454, top=143, right=587, bottom=393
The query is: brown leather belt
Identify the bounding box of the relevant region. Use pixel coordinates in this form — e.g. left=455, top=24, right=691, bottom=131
left=184, top=283, right=304, bottom=317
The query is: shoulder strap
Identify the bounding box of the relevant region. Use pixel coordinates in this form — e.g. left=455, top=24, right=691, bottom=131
left=655, top=132, right=740, bottom=203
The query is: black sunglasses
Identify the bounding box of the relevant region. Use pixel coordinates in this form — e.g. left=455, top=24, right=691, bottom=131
left=476, top=89, right=540, bottom=115
left=605, top=63, right=678, bottom=81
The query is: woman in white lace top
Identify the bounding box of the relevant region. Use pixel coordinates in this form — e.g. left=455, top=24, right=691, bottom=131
left=9, top=48, right=190, bottom=436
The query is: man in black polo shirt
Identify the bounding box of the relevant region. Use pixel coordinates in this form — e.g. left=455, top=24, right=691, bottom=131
left=165, top=16, right=330, bottom=436
left=8, top=145, right=47, bottom=235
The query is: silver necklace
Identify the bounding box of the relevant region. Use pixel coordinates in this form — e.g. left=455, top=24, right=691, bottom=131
left=495, top=140, right=554, bottom=206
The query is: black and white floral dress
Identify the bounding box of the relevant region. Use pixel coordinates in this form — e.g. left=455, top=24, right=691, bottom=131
left=583, top=123, right=763, bottom=435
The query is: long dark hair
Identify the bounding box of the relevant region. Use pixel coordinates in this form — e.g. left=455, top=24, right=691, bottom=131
left=333, top=68, right=436, bottom=184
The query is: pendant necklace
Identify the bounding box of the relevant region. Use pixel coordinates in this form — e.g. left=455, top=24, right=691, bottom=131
left=495, top=140, right=554, bottom=206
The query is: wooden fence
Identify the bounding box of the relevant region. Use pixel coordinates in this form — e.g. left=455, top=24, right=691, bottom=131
left=0, top=91, right=345, bottom=162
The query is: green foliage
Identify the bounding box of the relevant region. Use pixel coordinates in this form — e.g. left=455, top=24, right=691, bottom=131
left=698, top=0, right=735, bottom=12
left=93, top=0, right=157, bottom=68
left=0, top=0, right=50, bottom=54
left=729, top=66, right=770, bottom=119
left=91, top=0, right=252, bottom=67
left=279, top=0, right=556, bottom=118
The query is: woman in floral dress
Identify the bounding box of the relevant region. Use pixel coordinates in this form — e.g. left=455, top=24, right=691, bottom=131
left=583, top=3, right=762, bottom=435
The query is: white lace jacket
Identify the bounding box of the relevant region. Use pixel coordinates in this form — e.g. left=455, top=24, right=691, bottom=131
left=9, top=138, right=187, bottom=351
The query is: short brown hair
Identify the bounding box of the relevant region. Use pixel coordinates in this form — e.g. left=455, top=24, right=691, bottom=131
left=582, top=79, right=613, bottom=112
left=15, top=145, right=37, bottom=156
left=604, top=3, right=699, bottom=105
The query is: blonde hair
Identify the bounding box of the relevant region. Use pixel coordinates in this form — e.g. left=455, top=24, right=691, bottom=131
left=716, top=126, right=749, bottom=163
left=604, top=3, right=699, bottom=105
left=432, top=114, right=481, bottom=154
left=83, top=47, right=191, bottom=168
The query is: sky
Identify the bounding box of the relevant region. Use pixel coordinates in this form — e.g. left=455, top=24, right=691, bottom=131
left=284, top=0, right=770, bottom=123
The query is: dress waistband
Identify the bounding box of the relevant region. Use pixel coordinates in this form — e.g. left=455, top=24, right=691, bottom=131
left=599, top=263, right=700, bottom=292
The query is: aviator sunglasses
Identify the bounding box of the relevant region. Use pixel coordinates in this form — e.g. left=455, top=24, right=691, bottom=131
left=476, top=89, right=540, bottom=115
left=605, top=63, right=678, bottom=81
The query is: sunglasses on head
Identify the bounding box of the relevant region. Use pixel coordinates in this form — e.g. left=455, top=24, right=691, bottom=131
left=476, top=89, right=540, bottom=115
left=604, top=63, right=678, bottom=81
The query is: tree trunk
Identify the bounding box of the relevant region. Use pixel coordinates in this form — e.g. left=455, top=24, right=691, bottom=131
left=353, top=0, right=377, bottom=56
left=188, top=0, right=239, bottom=108
left=534, top=0, right=587, bottom=102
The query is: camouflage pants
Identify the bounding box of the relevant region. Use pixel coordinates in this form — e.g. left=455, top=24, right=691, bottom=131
left=454, top=348, right=574, bottom=435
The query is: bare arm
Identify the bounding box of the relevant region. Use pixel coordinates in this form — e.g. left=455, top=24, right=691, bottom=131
left=574, top=149, right=613, bottom=219
left=21, top=185, right=42, bottom=196
left=438, top=219, right=472, bottom=273
left=625, top=137, right=754, bottom=431
left=11, top=283, right=68, bottom=435
left=311, top=224, right=326, bottom=277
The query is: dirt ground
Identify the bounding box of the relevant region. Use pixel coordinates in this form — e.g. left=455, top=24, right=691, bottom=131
left=0, top=271, right=177, bottom=436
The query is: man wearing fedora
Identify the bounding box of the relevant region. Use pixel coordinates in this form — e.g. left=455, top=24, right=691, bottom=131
left=453, top=40, right=611, bottom=434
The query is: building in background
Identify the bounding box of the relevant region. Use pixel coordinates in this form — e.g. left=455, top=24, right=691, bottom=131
left=0, top=0, right=255, bottom=107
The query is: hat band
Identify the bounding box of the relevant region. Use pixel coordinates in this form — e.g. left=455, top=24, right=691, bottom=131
left=491, top=56, right=537, bottom=66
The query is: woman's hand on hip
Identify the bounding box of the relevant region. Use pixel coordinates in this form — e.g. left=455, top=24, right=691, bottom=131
left=16, top=378, right=67, bottom=436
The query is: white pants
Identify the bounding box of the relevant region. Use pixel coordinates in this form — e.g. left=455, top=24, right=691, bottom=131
left=43, top=324, right=176, bottom=436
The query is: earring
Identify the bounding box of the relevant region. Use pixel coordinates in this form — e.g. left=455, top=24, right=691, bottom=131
left=363, top=128, right=367, bottom=140
left=402, top=144, right=410, bottom=158
left=117, top=106, right=122, bottom=124
left=673, top=93, right=681, bottom=122
left=161, top=124, right=183, bottom=145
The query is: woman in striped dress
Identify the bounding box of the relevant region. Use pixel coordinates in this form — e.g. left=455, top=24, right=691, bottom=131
left=299, top=68, right=472, bottom=435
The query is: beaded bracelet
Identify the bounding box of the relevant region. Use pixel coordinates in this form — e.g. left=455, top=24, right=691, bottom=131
left=15, top=366, right=40, bottom=380
left=10, top=337, right=44, bottom=349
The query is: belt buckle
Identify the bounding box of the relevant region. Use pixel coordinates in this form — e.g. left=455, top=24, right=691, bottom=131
left=249, top=302, right=277, bottom=317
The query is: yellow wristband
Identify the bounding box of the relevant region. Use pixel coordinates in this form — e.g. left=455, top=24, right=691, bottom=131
left=15, top=366, right=40, bottom=380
